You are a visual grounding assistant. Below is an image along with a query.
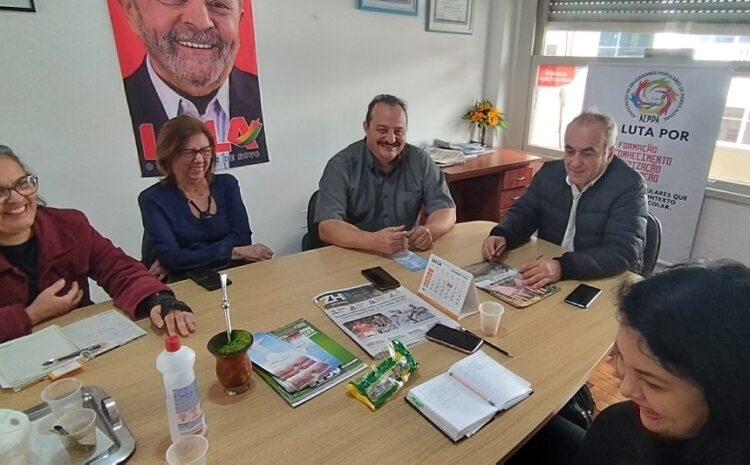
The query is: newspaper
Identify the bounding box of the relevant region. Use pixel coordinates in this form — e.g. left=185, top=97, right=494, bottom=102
left=463, top=261, right=559, bottom=308
left=313, top=284, right=455, bottom=358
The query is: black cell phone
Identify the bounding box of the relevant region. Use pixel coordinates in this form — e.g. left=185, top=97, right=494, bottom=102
left=564, top=284, right=602, bottom=309
left=425, top=323, right=483, bottom=354
left=361, top=266, right=400, bottom=291
left=186, top=267, right=231, bottom=291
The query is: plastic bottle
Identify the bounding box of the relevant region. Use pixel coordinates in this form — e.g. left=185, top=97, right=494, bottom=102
left=156, top=335, right=207, bottom=442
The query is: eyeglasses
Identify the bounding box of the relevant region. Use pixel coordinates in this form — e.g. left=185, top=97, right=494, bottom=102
left=0, top=174, right=38, bottom=203
left=176, top=146, right=214, bottom=160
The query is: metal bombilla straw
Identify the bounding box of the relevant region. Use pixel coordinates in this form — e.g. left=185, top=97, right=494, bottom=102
left=220, top=273, right=232, bottom=343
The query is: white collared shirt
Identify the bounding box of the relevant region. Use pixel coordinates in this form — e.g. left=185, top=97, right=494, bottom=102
left=146, top=56, right=231, bottom=170
left=561, top=168, right=607, bottom=251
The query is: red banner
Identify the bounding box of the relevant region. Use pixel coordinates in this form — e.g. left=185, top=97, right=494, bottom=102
left=537, top=65, right=576, bottom=87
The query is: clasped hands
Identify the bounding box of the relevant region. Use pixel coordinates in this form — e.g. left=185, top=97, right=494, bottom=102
left=481, top=236, right=561, bottom=288
left=373, top=225, right=432, bottom=255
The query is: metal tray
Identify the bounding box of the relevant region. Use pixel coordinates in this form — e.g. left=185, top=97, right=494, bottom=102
left=24, top=386, right=135, bottom=464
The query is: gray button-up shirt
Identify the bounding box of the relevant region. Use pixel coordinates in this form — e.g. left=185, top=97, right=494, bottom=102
left=315, top=139, right=455, bottom=231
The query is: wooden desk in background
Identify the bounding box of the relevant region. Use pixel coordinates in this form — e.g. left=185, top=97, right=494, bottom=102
left=1, top=222, right=623, bottom=464
left=442, top=149, right=544, bottom=223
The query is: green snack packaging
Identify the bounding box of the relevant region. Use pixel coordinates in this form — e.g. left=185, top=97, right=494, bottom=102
left=347, top=340, right=418, bottom=410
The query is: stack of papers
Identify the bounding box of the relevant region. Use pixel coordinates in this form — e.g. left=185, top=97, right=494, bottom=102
left=433, top=139, right=491, bottom=155
left=423, top=146, right=465, bottom=167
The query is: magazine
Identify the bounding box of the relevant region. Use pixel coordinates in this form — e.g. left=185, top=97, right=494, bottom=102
left=248, top=319, right=367, bottom=407
left=463, top=261, right=559, bottom=308
left=313, top=284, right=456, bottom=358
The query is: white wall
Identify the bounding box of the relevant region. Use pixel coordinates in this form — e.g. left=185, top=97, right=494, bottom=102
left=0, top=0, right=490, bottom=300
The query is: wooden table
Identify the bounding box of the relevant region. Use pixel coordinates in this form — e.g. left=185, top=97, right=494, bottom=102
left=1, top=222, right=623, bottom=464
left=442, top=149, right=543, bottom=223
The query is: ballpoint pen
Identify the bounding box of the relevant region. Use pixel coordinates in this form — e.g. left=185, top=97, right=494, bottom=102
left=460, top=328, right=513, bottom=358
left=448, top=372, right=496, bottom=407
left=42, top=344, right=103, bottom=367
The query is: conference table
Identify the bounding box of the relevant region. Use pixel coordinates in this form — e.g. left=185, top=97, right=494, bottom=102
left=2, top=221, right=625, bottom=464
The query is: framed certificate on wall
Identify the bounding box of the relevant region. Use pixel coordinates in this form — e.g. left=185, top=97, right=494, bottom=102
left=427, top=0, right=474, bottom=34
left=359, top=0, right=418, bottom=16
left=0, top=0, right=35, bottom=12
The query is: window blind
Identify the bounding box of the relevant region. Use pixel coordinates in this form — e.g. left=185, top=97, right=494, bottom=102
left=548, top=0, right=750, bottom=24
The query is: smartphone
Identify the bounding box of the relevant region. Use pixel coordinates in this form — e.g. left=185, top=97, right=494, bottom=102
left=564, top=283, right=602, bottom=309
left=425, top=323, right=483, bottom=354
left=186, top=267, right=231, bottom=291
left=361, top=266, right=400, bottom=291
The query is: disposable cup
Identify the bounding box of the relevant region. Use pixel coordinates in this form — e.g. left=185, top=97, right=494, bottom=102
left=55, top=408, right=97, bottom=455
left=479, top=301, right=505, bottom=336
left=166, top=435, right=209, bottom=465
left=41, top=378, right=82, bottom=419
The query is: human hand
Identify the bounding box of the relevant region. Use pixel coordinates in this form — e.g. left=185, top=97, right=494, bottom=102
left=150, top=307, right=196, bottom=337
left=482, top=236, right=507, bottom=261
left=148, top=259, right=169, bottom=281
left=519, top=259, right=562, bottom=288
left=405, top=225, right=432, bottom=251
left=233, top=244, right=273, bottom=262
left=26, top=279, right=84, bottom=325
left=372, top=225, right=407, bottom=255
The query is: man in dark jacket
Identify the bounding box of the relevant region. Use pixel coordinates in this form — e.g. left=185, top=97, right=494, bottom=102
left=482, top=111, right=647, bottom=287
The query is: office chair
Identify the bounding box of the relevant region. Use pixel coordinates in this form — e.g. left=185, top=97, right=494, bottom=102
left=642, top=212, right=662, bottom=277
left=301, top=190, right=327, bottom=251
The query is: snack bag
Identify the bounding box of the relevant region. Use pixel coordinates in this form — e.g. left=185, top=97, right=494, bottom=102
left=347, top=340, right=418, bottom=410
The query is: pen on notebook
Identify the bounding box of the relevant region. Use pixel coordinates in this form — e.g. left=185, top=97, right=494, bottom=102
left=42, top=344, right=103, bottom=367
left=461, top=328, right=513, bottom=358
left=448, top=372, right=496, bottom=407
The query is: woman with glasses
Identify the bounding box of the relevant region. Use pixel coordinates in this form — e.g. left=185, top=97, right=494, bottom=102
left=0, top=145, right=195, bottom=343
left=138, top=115, right=272, bottom=281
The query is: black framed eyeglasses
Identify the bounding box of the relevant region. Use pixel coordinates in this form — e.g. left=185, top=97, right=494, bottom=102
left=176, top=146, right=214, bottom=160
left=0, top=174, right=38, bottom=203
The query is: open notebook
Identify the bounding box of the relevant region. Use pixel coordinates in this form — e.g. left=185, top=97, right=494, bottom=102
left=0, top=310, right=146, bottom=390
left=406, top=351, right=532, bottom=441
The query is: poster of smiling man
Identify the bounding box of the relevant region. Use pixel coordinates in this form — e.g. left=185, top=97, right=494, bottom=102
left=107, top=0, right=269, bottom=177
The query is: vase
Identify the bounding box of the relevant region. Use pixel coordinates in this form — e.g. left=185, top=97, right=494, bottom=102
left=470, top=124, right=487, bottom=146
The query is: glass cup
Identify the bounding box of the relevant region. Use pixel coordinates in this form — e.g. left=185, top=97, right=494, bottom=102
left=166, top=434, right=209, bottom=465
left=479, top=301, right=505, bottom=336
left=54, top=408, right=97, bottom=456
left=41, top=378, right=82, bottom=419
left=207, top=330, right=254, bottom=395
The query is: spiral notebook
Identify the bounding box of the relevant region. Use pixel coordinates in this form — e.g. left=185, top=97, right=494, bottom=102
left=0, top=310, right=146, bottom=390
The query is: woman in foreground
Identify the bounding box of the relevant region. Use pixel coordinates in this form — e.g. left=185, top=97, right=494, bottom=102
left=576, top=260, right=750, bottom=464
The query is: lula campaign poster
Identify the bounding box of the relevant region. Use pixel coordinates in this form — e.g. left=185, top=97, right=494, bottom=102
left=107, top=0, right=269, bottom=177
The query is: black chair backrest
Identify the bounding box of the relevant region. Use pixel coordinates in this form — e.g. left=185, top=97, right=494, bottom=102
left=302, top=190, right=326, bottom=251
left=642, top=212, right=662, bottom=277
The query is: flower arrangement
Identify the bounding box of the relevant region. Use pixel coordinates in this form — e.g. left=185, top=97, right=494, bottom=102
left=462, top=99, right=507, bottom=145
left=462, top=99, right=508, bottom=129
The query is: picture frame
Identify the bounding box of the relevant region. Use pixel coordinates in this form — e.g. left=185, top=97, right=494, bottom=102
left=0, top=0, right=35, bottom=12
left=359, top=0, right=418, bottom=17
left=427, top=0, right=474, bottom=34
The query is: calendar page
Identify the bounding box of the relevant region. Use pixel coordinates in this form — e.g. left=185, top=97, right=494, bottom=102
left=418, top=255, right=478, bottom=320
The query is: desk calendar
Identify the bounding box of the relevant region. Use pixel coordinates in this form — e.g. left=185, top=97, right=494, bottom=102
left=418, top=255, right=479, bottom=320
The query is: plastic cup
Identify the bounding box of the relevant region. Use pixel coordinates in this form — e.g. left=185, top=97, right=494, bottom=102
left=0, top=409, right=31, bottom=465
left=55, top=408, right=97, bottom=455
left=166, top=435, right=209, bottom=465
left=41, top=378, right=82, bottom=419
left=479, top=301, right=505, bottom=336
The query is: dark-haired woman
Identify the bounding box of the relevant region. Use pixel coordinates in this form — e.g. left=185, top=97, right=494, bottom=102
left=0, top=145, right=195, bottom=343
left=575, top=260, right=750, bottom=464
left=138, top=115, right=272, bottom=281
